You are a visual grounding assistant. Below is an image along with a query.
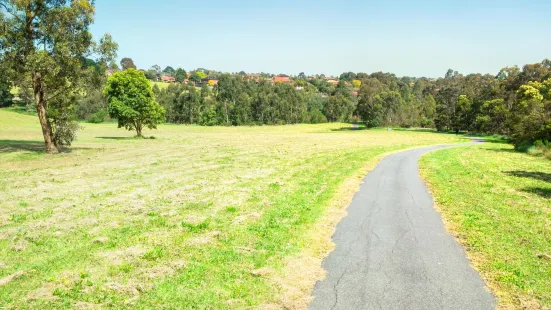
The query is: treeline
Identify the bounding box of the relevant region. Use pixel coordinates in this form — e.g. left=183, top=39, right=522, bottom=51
left=151, top=59, right=550, bottom=152
left=153, top=74, right=356, bottom=126
left=3, top=56, right=550, bottom=153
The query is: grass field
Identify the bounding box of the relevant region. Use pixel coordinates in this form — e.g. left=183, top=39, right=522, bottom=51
left=150, top=81, right=170, bottom=90
left=420, top=143, right=551, bottom=309
left=0, top=110, right=465, bottom=308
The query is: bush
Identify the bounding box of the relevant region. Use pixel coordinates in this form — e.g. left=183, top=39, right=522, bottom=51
left=514, top=140, right=533, bottom=152
left=52, top=115, right=81, bottom=148
left=309, top=109, right=327, bottom=124
left=88, top=109, right=107, bottom=123
left=75, top=90, right=106, bottom=120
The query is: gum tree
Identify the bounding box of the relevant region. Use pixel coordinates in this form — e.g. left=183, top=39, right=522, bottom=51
left=0, top=0, right=118, bottom=153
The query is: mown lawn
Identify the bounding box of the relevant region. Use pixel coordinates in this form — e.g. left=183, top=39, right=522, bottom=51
left=150, top=81, right=170, bottom=90
left=420, top=143, right=551, bottom=309
left=0, top=110, right=464, bottom=308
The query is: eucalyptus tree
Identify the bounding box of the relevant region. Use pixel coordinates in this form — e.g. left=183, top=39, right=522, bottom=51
left=0, top=0, right=118, bottom=153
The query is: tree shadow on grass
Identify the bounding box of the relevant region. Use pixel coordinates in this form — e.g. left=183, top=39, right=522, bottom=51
left=330, top=127, right=365, bottom=132
left=0, top=140, right=46, bottom=153
left=95, top=136, right=136, bottom=140
left=0, top=140, right=87, bottom=154
left=522, top=187, right=551, bottom=199
left=504, top=171, right=551, bottom=184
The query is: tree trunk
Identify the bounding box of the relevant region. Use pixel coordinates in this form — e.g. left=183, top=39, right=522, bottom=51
left=136, top=121, right=143, bottom=137
left=33, top=73, right=58, bottom=154
left=223, top=101, right=229, bottom=124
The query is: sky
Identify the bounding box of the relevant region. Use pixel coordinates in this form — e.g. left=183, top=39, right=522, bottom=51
left=90, top=0, right=551, bottom=77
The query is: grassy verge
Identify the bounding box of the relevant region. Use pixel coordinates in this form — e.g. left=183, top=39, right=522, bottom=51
left=420, top=142, right=551, bottom=309
left=0, top=109, right=464, bottom=308
left=150, top=81, right=170, bottom=90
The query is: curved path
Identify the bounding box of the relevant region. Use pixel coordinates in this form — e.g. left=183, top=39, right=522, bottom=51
left=310, top=143, right=495, bottom=310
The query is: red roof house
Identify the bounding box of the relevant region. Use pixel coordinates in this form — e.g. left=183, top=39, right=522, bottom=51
left=161, top=75, right=176, bottom=83
left=273, top=75, right=291, bottom=83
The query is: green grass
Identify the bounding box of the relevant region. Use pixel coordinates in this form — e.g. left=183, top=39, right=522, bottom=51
left=0, top=109, right=464, bottom=308
left=420, top=143, right=551, bottom=309
left=150, top=81, right=170, bottom=90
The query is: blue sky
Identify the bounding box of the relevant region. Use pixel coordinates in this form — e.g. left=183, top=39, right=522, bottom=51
left=90, top=0, right=551, bottom=77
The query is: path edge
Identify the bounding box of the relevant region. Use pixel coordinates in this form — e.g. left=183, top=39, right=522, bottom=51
left=418, top=144, right=508, bottom=309
left=264, top=141, right=473, bottom=309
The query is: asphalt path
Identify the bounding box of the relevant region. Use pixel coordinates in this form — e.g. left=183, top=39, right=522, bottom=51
left=310, top=143, right=495, bottom=310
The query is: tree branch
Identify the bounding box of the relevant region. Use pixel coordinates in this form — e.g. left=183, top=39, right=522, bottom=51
left=44, top=85, right=71, bottom=103
left=0, top=2, right=23, bottom=23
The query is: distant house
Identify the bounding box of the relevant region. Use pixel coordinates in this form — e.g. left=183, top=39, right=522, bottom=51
left=353, top=91, right=359, bottom=96
left=198, top=77, right=219, bottom=87
left=247, top=74, right=261, bottom=82
left=327, top=79, right=339, bottom=86
left=161, top=75, right=176, bottom=83
left=274, top=75, right=291, bottom=83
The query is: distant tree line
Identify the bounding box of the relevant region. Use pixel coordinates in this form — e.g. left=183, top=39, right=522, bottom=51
left=153, top=74, right=356, bottom=126
left=2, top=47, right=550, bottom=153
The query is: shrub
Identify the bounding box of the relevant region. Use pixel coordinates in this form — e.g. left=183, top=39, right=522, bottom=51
left=309, top=109, right=327, bottom=124
left=88, top=109, right=108, bottom=123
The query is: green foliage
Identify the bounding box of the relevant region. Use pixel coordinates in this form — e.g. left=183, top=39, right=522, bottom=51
left=88, top=109, right=108, bottom=123
left=75, top=90, right=106, bottom=120
left=120, top=57, right=136, bottom=70
left=0, top=0, right=118, bottom=153
left=0, top=72, right=13, bottom=107
left=48, top=97, right=81, bottom=148
left=104, top=69, right=165, bottom=136
left=163, top=66, right=176, bottom=74
left=511, top=78, right=551, bottom=148
left=144, top=70, right=158, bottom=81
left=189, top=72, right=202, bottom=83
left=308, top=109, right=327, bottom=124
left=175, top=68, right=187, bottom=82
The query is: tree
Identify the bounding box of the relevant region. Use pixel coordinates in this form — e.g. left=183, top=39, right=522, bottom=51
left=144, top=70, right=157, bottom=81
left=120, top=58, right=137, bottom=70
left=0, top=64, right=13, bottom=107
left=163, top=66, right=175, bottom=74
left=189, top=72, right=202, bottom=83
left=352, top=80, right=362, bottom=89
left=151, top=65, right=161, bottom=74
left=104, top=69, right=165, bottom=137
left=0, top=0, right=118, bottom=153
left=339, top=72, right=356, bottom=81
left=196, top=71, right=207, bottom=79
left=357, top=93, right=384, bottom=128
left=511, top=79, right=551, bottom=146
left=108, top=61, right=119, bottom=70
left=175, top=68, right=187, bottom=83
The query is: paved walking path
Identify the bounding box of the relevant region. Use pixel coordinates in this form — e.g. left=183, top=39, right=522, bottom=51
left=310, top=144, right=495, bottom=310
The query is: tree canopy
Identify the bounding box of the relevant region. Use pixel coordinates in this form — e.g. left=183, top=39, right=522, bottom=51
left=120, top=57, right=137, bottom=70
left=104, top=69, right=165, bottom=136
